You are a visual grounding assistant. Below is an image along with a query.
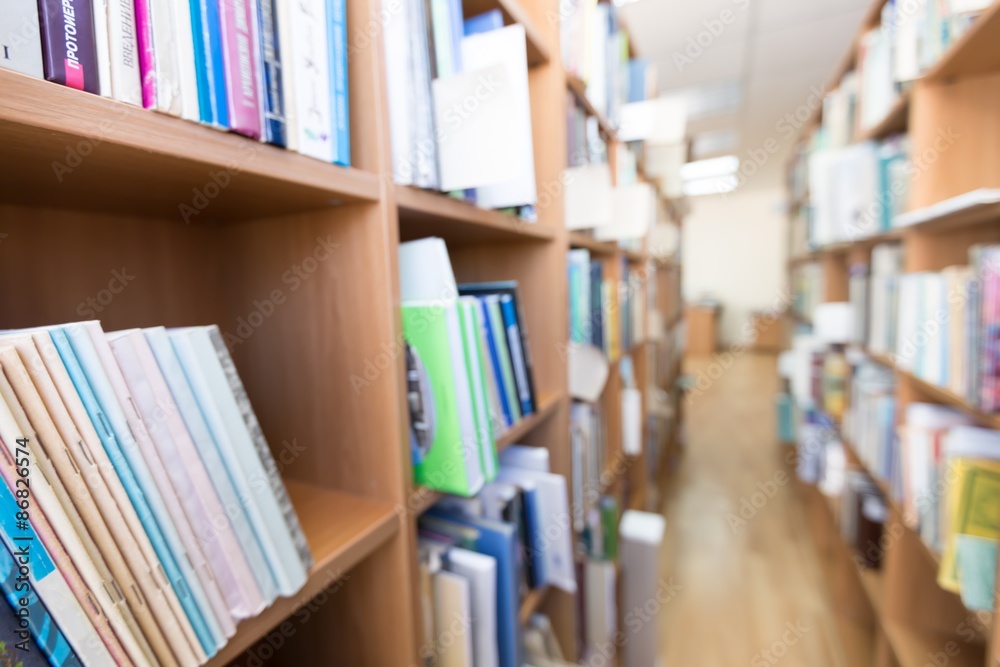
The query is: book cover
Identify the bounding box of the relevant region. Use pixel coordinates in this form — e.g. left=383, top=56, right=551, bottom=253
left=0, top=1, right=43, bottom=78
left=170, top=328, right=309, bottom=597
left=458, top=298, right=497, bottom=480
left=499, top=296, right=534, bottom=416
left=37, top=0, right=100, bottom=92
left=60, top=322, right=236, bottom=653
left=485, top=296, right=522, bottom=424
left=145, top=327, right=279, bottom=604
left=328, top=0, right=349, bottom=165
left=256, top=0, right=286, bottom=146
left=205, top=326, right=312, bottom=573
left=478, top=298, right=513, bottom=428
left=218, top=0, right=262, bottom=138
left=105, top=0, right=143, bottom=104
left=133, top=0, right=157, bottom=107
left=190, top=0, right=230, bottom=127
left=286, top=0, right=332, bottom=160
left=463, top=9, right=503, bottom=35
left=90, top=0, right=111, bottom=96
left=108, top=330, right=268, bottom=617
left=147, top=0, right=183, bottom=115
left=173, top=0, right=201, bottom=121
left=274, top=0, right=296, bottom=149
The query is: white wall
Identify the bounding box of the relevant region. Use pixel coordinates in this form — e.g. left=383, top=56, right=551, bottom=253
left=682, top=185, right=789, bottom=345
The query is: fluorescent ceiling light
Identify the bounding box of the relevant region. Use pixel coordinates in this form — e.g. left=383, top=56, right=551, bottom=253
left=683, top=175, right=738, bottom=197
left=680, top=155, right=738, bottom=182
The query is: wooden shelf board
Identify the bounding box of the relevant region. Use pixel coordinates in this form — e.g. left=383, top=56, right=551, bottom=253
left=623, top=248, right=648, bottom=264
left=924, top=1, right=1000, bottom=82
left=411, top=392, right=565, bottom=515
left=519, top=585, right=550, bottom=625
left=0, top=70, right=379, bottom=221
left=856, top=90, right=911, bottom=142
left=396, top=186, right=557, bottom=244
left=566, top=74, right=617, bottom=141
left=206, top=481, right=400, bottom=666
left=568, top=231, right=618, bottom=256
left=896, top=196, right=1000, bottom=236
left=463, top=0, right=551, bottom=67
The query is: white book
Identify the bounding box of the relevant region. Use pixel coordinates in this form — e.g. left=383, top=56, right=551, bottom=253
left=620, top=511, right=666, bottom=667
left=62, top=323, right=237, bottom=637
left=105, top=0, right=143, bottom=104
left=172, top=0, right=201, bottom=121
left=249, top=0, right=267, bottom=139
left=170, top=328, right=309, bottom=596
left=108, top=330, right=268, bottom=616
left=91, top=0, right=113, bottom=97
left=398, top=237, right=459, bottom=304
left=275, top=0, right=298, bottom=150
left=433, top=570, right=475, bottom=667
left=383, top=0, right=413, bottom=184
left=0, top=1, right=43, bottom=77
left=498, top=444, right=549, bottom=472
left=285, top=0, right=332, bottom=160
left=584, top=559, right=617, bottom=654
left=149, top=0, right=183, bottom=115
left=445, top=548, right=499, bottom=667
left=145, top=327, right=279, bottom=603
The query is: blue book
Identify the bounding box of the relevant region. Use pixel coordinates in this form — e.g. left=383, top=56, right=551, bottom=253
left=327, top=0, right=350, bottom=165
left=258, top=0, right=287, bottom=146
left=425, top=510, right=520, bottom=667
left=463, top=9, right=503, bottom=35
left=518, top=484, right=547, bottom=589
left=499, top=296, right=534, bottom=416
left=191, top=0, right=229, bottom=128
left=478, top=297, right=513, bottom=427
left=0, top=583, right=49, bottom=667
left=51, top=328, right=222, bottom=655
left=590, top=260, right=604, bottom=350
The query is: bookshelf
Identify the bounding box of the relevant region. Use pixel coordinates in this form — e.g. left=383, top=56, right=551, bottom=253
left=0, top=0, right=684, bottom=664
left=786, top=1, right=1000, bottom=666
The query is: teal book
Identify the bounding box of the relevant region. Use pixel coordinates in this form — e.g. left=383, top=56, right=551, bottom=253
left=485, top=297, right=521, bottom=423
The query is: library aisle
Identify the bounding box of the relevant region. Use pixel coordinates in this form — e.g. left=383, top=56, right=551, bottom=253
left=659, top=354, right=843, bottom=667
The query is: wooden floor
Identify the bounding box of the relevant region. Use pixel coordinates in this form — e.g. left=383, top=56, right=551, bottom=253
left=656, top=353, right=846, bottom=667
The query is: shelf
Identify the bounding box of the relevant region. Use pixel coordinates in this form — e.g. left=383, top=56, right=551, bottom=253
left=206, top=481, right=400, bottom=666
left=396, top=186, right=557, bottom=244
left=566, top=74, right=617, bottom=141
left=858, top=564, right=885, bottom=617
left=410, top=391, right=565, bottom=515
left=519, top=585, right=550, bottom=625
left=464, top=0, right=551, bottom=67
left=0, top=70, right=379, bottom=221
left=924, top=0, right=1000, bottom=83
left=856, top=90, right=910, bottom=143
left=623, top=248, right=648, bottom=264
left=568, top=231, right=619, bottom=256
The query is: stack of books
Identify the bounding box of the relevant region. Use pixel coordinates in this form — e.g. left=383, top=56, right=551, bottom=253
left=417, top=446, right=575, bottom=667
left=4, top=0, right=350, bottom=165
left=399, top=238, right=538, bottom=497
left=0, top=322, right=311, bottom=666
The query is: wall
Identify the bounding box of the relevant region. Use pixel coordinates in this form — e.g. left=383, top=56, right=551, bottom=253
left=682, top=185, right=790, bottom=345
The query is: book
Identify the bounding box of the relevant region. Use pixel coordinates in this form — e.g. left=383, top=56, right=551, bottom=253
left=0, top=344, right=194, bottom=667
left=133, top=0, right=157, bottom=107
left=90, top=0, right=112, bottom=97
left=147, top=0, right=183, bottom=115
left=445, top=548, right=499, bottom=667
left=173, top=0, right=201, bottom=121
left=37, top=0, right=100, bottom=93
left=485, top=296, right=522, bottom=424
left=218, top=0, right=262, bottom=138
left=283, top=0, right=332, bottom=159
left=458, top=298, right=498, bottom=480
left=274, top=0, right=296, bottom=149
left=0, top=1, right=44, bottom=78
left=105, top=0, right=142, bottom=104
left=328, top=0, right=349, bottom=165
left=190, top=0, right=230, bottom=127
left=464, top=9, right=504, bottom=35
left=256, top=0, right=286, bottom=146
left=432, top=569, right=475, bottom=666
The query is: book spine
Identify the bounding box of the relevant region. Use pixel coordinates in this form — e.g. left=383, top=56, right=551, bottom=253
left=0, top=1, right=44, bottom=78
left=189, top=0, right=214, bottom=123
left=275, top=0, right=296, bottom=149
left=149, top=0, right=181, bottom=115
left=105, top=0, right=142, bottom=104
left=132, top=0, right=157, bottom=107
left=289, top=0, right=332, bottom=160
left=37, top=0, right=101, bottom=93
left=218, top=0, right=261, bottom=138
left=205, top=0, right=230, bottom=127
left=329, top=0, right=350, bottom=165
left=90, top=0, right=111, bottom=96
left=173, top=0, right=201, bottom=121
left=257, top=0, right=287, bottom=146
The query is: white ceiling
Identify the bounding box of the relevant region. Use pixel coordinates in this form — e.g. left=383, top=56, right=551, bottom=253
left=620, top=0, right=871, bottom=189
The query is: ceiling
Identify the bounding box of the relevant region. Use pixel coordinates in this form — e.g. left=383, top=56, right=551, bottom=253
left=619, top=0, right=872, bottom=190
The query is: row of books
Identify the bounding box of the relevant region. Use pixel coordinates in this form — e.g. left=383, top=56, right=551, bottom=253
left=418, top=445, right=575, bottom=667
left=808, top=135, right=910, bottom=247
left=0, top=323, right=311, bottom=667
left=3, top=0, right=350, bottom=164
left=567, top=95, right=607, bottom=168
left=791, top=262, right=823, bottom=325
left=400, top=238, right=538, bottom=497
left=840, top=471, right=888, bottom=569
left=567, top=250, right=645, bottom=360
left=384, top=6, right=536, bottom=213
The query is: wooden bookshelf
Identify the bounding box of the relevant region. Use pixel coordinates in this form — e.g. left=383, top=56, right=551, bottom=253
left=464, top=0, right=552, bottom=67
left=923, top=0, right=1000, bottom=82
left=856, top=89, right=911, bottom=143
left=519, top=585, right=551, bottom=624
left=566, top=73, right=617, bottom=140
left=569, top=230, right=619, bottom=256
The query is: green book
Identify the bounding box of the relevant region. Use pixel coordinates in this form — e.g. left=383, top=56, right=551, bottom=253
left=458, top=297, right=497, bottom=481
left=485, top=295, right=521, bottom=423
left=403, top=302, right=485, bottom=496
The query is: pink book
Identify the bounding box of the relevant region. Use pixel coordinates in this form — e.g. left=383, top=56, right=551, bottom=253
left=133, top=0, right=157, bottom=108
left=218, top=0, right=261, bottom=138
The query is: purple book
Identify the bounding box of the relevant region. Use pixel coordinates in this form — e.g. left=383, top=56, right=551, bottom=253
left=218, top=0, right=261, bottom=138
left=36, top=0, right=100, bottom=93
left=133, top=0, right=157, bottom=108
